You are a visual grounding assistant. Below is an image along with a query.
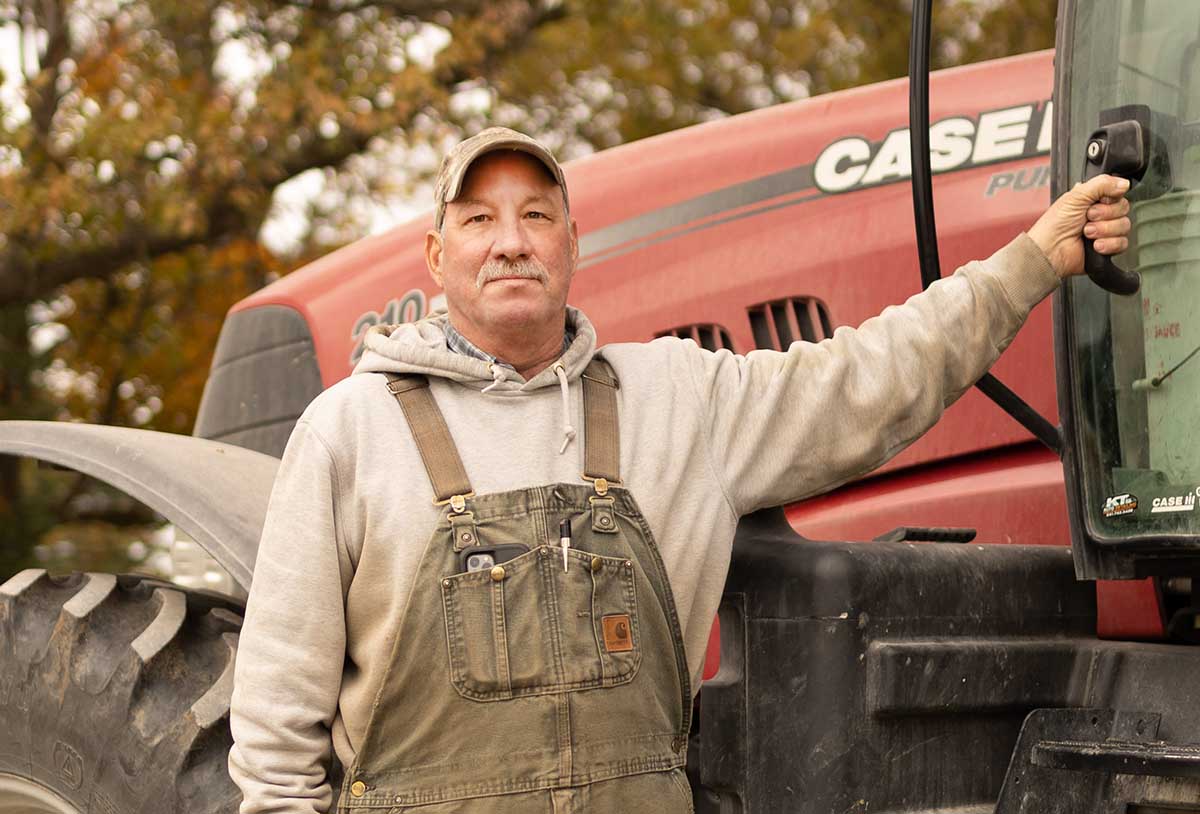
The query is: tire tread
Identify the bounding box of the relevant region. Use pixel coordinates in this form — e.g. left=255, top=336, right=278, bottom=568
left=0, top=571, right=244, bottom=813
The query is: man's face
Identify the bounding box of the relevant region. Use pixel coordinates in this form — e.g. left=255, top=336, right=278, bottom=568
left=425, top=151, right=578, bottom=347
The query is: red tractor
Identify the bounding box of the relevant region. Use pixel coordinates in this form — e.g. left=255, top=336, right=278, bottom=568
left=1, top=0, right=1198, bottom=811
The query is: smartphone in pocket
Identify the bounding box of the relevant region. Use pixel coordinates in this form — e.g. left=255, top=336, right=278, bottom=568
left=458, top=544, right=528, bottom=573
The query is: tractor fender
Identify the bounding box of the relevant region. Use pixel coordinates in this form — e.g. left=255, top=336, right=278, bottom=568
left=0, top=420, right=278, bottom=592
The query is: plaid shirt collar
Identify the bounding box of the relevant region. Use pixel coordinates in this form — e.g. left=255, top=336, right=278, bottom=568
left=444, top=320, right=573, bottom=372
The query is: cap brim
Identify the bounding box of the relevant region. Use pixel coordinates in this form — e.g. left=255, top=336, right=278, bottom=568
left=442, top=140, right=566, bottom=205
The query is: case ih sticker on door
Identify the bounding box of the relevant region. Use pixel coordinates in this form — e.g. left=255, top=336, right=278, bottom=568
left=1150, top=492, right=1198, bottom=514
left=1102, top=493, right=1138, bottom=518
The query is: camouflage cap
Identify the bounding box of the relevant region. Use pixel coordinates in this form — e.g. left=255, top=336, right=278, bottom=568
left=433, top=127, right=569, bottom=230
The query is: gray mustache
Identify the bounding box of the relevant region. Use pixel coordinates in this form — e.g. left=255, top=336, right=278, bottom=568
left=475, top=259, right=550, bottom=290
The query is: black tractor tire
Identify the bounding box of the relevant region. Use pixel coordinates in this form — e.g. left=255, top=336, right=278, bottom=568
left=0, top=569, right=244, bottom=814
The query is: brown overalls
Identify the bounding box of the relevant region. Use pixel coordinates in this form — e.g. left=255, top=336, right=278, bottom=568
left=335, top=359, right=694, bottom=813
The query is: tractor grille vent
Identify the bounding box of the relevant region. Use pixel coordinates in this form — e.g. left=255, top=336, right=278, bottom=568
left=747, top=297, right=833, bottom=350
left=655, top=323, right=736, bottom=352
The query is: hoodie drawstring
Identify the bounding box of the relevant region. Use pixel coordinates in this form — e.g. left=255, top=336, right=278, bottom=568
left=481, top=363, right=507, bottom=394
left=553, top=363, right=577, bottom=455
left=480, top=361, right=575, bottom=455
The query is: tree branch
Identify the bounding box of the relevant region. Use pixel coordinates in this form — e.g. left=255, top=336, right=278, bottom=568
left=276, top=0, right=485, bottom=20
left=0, top=230, right=208, bottom=308
left=22, top=0, right=71, bottom=171
left=263, top=0, right=565, bottom=192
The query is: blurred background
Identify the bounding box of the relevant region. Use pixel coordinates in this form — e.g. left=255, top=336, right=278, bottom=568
left=0, top=0, right=1053, bottom=583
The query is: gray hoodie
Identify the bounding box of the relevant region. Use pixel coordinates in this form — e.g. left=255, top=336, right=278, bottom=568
left=229, top=234, right=1059, bottom=813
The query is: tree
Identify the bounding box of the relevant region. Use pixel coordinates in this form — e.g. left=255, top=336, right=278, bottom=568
left=0, top=0, right=569, bottom=568
left=0, top=0, right=1055, bottom=573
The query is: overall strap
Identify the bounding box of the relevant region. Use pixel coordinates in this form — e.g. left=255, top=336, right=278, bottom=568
left=581, top=357, right=621, bottom=488
left=384, top=373, right=473, bottom=508
left=384, top=360, right=619, bottom=502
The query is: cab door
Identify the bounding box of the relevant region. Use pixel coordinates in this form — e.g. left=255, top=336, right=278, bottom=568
left=1054, top=0, right=1200, bottom=581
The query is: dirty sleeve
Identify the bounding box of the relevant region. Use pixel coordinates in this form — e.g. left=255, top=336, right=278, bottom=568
left=686, top=233, right=1060, bottom=516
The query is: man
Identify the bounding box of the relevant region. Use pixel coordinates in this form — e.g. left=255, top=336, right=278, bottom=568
left=229, top=127, right=1131, bottom=813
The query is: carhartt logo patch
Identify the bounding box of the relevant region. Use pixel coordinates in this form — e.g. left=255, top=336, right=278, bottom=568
left=602, top=614, right=634, bottom=652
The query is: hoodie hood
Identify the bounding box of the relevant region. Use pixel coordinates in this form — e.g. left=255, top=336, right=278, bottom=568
left=352, top=305, right=598, bottom=394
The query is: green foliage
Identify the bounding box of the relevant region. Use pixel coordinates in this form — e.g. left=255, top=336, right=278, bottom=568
left=485, top=0, right=1056, bottom=151
left=0, top=0, right=1055, bottom=576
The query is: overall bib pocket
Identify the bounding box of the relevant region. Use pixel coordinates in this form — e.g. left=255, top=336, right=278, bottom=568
left=441, top=545, right=641, bottom=701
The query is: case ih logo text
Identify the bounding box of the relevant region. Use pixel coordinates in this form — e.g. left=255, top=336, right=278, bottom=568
left=1102, top=493, right=1138, bottom=518
left=813, top=102, right=1052, bottom=194
left=1151, top=492, right=1198, bottom=514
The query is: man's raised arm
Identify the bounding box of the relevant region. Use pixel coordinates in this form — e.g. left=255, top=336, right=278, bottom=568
left=687, top=175, right=1131, bottom=516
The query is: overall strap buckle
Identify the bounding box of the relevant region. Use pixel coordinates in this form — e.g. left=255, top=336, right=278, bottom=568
left=437, top=493, right=475, bottom=513
left=448, top=510, right=480, bottom=551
